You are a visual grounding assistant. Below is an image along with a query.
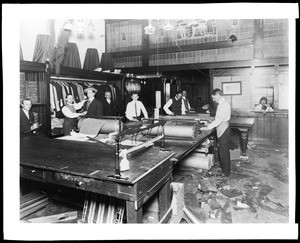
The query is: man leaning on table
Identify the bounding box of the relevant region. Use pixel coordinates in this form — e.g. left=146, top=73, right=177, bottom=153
left=200, top=88, right=231, bottom=177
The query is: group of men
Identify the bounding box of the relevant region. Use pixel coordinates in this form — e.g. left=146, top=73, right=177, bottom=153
left=20, top=87, right=232, bottom=177
left=20, top=86, right=118, bottom=136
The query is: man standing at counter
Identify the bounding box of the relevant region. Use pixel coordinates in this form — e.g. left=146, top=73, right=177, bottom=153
left=62, top=94, right=87, bottom=135
left=163, top=90, right=183, bottom=116
left=82, top=86, right=103, bottom=118
left=200, top=88, right=231, bottom=176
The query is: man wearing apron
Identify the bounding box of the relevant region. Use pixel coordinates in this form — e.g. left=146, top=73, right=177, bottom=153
left=200, top=88, right=231, bottom=176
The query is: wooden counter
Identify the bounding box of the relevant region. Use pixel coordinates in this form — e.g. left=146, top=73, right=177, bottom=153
left=20, top=136, right=174, bottom=223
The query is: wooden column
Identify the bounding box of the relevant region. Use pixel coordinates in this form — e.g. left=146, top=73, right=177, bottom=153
left=254, top=19, right=264, bottom=59
left=141, top=20, right=150, bottom=68
left=126, top=201, right=143, bottom=223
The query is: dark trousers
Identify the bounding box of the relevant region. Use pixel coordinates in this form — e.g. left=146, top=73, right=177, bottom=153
left=63, top=118, right=78, bottom=135
left=218, top=127, right=231, bottom=176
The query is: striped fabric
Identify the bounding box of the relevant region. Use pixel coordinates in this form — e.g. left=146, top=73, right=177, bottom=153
left=81, top=193, right=125, bottom=224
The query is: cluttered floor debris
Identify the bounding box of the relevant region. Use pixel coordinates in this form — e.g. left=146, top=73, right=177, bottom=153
left=170, top=142, right=289, bottom=224
left=20, top=142, right=290, bottom=224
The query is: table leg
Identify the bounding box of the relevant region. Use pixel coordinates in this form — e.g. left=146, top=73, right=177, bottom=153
left=239, top=128, right=249, bottom=156
left=126, top=201, right=143, bottom=223
left=158, top=178, right=171, bottom=221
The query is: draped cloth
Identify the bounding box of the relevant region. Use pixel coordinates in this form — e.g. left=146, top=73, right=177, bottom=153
left=47, top=19, right=56, bottom=69
left=62, top=42, right=81, bottom=68
left=32, top=20, right=56, bottom=66
left=100, top=53, right=114, bottom=71
left=83, top=48, right=100, bottom=71
left=53, top=29, right=71, bottom=75
left=32, top=34, right=51, bottom=63
left=20, top=43, right=24, bottom=60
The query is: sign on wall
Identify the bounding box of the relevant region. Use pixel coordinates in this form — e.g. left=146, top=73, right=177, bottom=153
left=222, top=81, right=242, bottom=95
left=176, top=19, right=217, bottom=39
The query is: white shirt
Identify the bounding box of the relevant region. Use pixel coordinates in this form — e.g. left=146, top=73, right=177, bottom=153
left=62, top=100, right=85, bottom=118
left=22, top=108, right=30, bottom=119
left=207, top=97, right=231, bottom=137
left=126, top=100, right=148, bottom=121
left=182, top=97, right=191, bottom=115
left=163, top=97, right=185, bottom=115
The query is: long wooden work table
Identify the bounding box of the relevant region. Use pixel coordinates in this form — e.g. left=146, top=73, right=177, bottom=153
left=20, top=122, right=215, bottom=223
left=160, top=113, right=255, bottom=157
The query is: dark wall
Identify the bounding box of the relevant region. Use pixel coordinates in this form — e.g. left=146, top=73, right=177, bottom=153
left=164, top=69, right=210, bottom=113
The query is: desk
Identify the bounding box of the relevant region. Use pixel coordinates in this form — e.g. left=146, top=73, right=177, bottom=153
left=229, top=117, right=254, bottom=156
left=20, top=137, right=174, bottom=223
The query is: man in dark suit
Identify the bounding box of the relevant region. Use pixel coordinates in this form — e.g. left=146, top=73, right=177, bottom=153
left=20, top=98, right=39, bottom=135
left=102, top=91, right=117, bottom=116
left=82, top=86, right=103, bottom=118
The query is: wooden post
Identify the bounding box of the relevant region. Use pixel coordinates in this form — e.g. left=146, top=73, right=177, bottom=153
left=254, top=19, right=264, bottom=59
left=141, top=20, right=150, bottom=68
left=126, top=201, right=143, bottom=223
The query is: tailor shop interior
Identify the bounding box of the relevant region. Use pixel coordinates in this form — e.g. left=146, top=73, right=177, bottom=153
left=19, top=19, right=290, bottom=224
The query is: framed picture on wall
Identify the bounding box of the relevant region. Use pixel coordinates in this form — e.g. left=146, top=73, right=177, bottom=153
left=222, top=81, right=242, bottom=95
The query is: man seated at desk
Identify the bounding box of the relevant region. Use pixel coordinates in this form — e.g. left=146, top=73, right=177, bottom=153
left=254, top=97, right=274, bottom=112
left=163, top=90, right=184, bottom=116
left=20, top=98, right=40, bottom=136
left=125, top=92, right=148, bottom=122
left=62, top=94, right=87, bottom=135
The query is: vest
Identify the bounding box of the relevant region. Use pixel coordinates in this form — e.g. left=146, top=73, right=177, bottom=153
left=64, top=104, right=77, bottom=124
left=63, top=104, right=78, bottom=135
left=171, top=97, right=182, bottom=115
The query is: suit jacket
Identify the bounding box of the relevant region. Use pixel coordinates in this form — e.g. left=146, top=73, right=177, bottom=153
left=83, top=98, right=103, bottom=118
left=102, top=99, right=117, bottom=116
left=20, top=109, right=35, bottom=133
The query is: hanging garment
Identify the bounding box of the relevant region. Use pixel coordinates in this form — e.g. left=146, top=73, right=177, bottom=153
left=51, top=82, right=60, bottom=112
left=69, top=82, right=80, bottom=103
left=62, top=42, right=81, bottom=68
left=32, top=34, right=51, bottom=63
left=58, top=82, right=67, bottom=106
left=100, top=53, right=114, bottom=71
left=83, top=48, right=100, bottom=71
left=49, top=83, right=56, bottom=111
left=75, top=82, right=85, bottom=101
left=20, top=43, right=24, bottom=61
left=47, top=19, right=56, bottom=69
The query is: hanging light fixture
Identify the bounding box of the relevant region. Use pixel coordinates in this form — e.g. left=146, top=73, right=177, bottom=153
left=88, top=20, right=95, bottom=39
left=64, top=20, right=73, bottom=31
left=163, top=19, right=174, bottom=31
left=144, top=19, right=155, bottom=35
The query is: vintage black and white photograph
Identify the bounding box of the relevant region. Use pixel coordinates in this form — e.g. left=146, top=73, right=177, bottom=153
left=3, top=3, right=298, bottom=240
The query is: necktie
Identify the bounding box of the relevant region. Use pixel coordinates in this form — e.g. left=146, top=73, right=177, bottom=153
left=184, top=99, right=189, bottom=111
left=86, top=99, right=91, bottom=110
left=135, top=102, right=138, bottom=117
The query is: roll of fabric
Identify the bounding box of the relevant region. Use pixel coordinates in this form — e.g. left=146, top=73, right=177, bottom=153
left=142, top=123, right=196, bottom=139
left=78, top=118, right=123, bottom=135
left=179, top=152, right=212, bottom=170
